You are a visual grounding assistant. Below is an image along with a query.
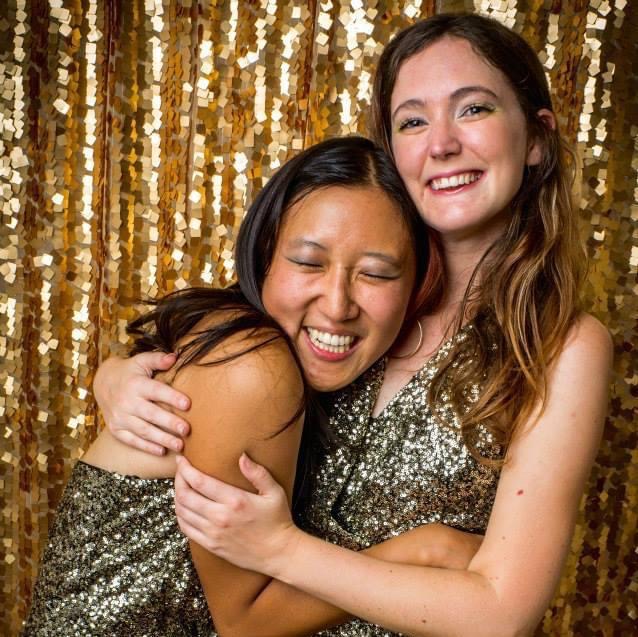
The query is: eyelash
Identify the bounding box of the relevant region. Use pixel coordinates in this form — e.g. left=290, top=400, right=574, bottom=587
left=397, top=117, right=425, bottom=132
left=363, top=272, right=396, bottom=281
left=462, top=103, right=494, bottom=117
left=397, top=103, right=495, bottom=130
left=288, top=259, right=395, bottom=280
left=289, top=259, right=320, bottom=268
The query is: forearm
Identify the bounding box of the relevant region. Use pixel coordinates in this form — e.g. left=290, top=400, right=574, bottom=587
left=269, top=531, right=523, bottom=637
left=219, top=579, right=346, bottom=637
left=216, top=532, right=442, bottom=637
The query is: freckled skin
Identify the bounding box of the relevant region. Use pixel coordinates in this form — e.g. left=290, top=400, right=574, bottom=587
left=517, top=489, right=524, bottom=495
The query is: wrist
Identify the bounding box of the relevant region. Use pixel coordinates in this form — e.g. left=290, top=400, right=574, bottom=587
left=267, top=523, right=306, bottom=582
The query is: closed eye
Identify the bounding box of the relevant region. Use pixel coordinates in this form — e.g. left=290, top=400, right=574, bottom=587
left=287, top=258, right=321, bottom=269
left=363, top=272, right=399, bottom=281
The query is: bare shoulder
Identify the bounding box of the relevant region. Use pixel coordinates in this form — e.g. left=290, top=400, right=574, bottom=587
left=556, top=312, right=613, bottom=376
left=198, top=324, right=302, bottom=399
left=566, top=312, right=612, bottom=350
left=172, top=321, right=304, bottom=439
left=507, top=313, right=612, bottom=454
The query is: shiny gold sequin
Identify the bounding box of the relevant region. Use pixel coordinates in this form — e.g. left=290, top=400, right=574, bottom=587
left=22, top=462, right=214, bottom=636
left=304, top=329, right=500, bottom=636
left=2, top=1, right=636, bottom=635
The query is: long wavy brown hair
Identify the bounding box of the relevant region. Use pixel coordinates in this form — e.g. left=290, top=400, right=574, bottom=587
left=369, top=13, right=586, bottom=464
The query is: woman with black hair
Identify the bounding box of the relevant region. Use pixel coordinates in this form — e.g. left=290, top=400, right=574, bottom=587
left=24, top=136, right=480, bottom=637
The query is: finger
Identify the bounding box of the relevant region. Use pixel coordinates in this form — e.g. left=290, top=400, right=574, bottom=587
left=176, top=516, right=220, bottom=553
left=132, top=351, right=178, bottom=376
left=115, top=428, right=168, bottom=457
left=174, top=470, right=227, bottom=521
left=239, top=452, right=279, bottom=495
left=174, top=496, right=216, bottom=528
left=177, top=456, right=248, bottom=504
left=134, top=398, right=190, bottom=438
left=116, top=416, right=184, bottom=452
left=131, top=375, right=191, bottom=415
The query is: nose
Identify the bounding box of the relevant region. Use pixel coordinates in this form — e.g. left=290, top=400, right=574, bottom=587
left=428, top=117, right=461, bottom=159
left=318, top=269, right=359, bottom=322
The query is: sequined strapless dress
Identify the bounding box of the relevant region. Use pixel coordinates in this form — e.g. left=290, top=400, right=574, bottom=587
left=22, top=461, right=215, bottom=636
left=302, top=331, right=502, bottom=636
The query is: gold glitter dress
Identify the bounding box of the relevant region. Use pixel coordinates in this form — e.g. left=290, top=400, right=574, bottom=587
left=302, top=331, right=502, bottom=636
left=23, top=461, right=215, bottom=636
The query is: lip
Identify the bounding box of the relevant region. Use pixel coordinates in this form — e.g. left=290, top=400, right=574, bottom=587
left=302, top=328, right=360, bottom=362
left=426, top=170, right=484, bottom=195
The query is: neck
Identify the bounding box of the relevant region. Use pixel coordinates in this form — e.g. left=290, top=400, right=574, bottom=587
left=431, top=232, right=496, bottom=329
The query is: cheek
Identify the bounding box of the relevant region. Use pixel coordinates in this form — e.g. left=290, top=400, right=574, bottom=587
left=263, top=269, right=309, bottom=326
left=366, top=284, right=413, bottom=337
left=391, top=137, right=420, bottom=179
left=487, top=121, right=528, bottom=168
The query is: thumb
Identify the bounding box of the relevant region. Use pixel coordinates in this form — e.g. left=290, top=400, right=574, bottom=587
left=239, top=453, right=278, bottom=495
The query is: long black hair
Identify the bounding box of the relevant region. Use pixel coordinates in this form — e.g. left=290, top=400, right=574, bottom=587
left=127, top=135, right=429, bottom=511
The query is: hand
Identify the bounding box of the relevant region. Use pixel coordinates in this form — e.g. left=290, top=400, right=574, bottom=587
left=174, top=454, right=301, bottom=576
left=93, top=352, right=191, bottom=455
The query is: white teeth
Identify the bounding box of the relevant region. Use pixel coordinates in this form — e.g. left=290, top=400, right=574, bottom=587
left=430, top=172, right=481, bottom=191
left=307, top=328, right=355, bottom=353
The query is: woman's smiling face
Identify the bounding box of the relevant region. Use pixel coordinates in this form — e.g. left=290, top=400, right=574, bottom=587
left=390, top=36, right=544, bottom=247
left=261, top=185, right=417, bottom=393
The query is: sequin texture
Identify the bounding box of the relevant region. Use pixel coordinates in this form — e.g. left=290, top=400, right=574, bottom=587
left=303, top=330, right=501, bottom=636
left=22, top=461, right=215, bottom=636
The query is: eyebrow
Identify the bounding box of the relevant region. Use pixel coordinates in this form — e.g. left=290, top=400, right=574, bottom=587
left=392, top=85, right=500, bottom=120
left=361, top=251, right=402, bottom=268
left=289, top=238, right=326, bottom=250
left=288, top=239, right=402, bottom=267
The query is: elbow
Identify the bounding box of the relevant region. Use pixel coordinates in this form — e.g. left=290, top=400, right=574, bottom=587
left=466, top=623, right=532, bottom=637
left=480, top=613, right=539, bottom=637
left=455, top=600, right=540, bottom=637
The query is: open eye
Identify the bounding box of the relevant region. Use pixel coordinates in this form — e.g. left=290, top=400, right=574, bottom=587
left=461, top=103, right=495, bottom=118
left=397, top=117, right=427, bottom=132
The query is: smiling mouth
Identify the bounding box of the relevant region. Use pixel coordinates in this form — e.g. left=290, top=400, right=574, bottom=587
left=429, top=171, right=483, bottom=191
left=306, top=327, right=357, bottom=354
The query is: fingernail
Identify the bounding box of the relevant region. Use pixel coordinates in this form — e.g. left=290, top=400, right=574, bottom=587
left=179, top=400, right=189, bottom=410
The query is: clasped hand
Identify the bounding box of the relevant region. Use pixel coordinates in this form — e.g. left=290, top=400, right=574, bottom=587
left=174, top=453, right=299, bottom=577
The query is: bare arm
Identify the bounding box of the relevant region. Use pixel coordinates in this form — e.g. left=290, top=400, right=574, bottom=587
left=176, top=314, right=612, bottom=637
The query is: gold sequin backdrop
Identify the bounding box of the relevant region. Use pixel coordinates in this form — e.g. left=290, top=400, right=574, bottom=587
left=0, top=0, right=636, bottom=633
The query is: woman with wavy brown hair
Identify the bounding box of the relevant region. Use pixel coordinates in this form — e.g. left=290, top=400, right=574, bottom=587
left=93, top=13, right=611, bottom=636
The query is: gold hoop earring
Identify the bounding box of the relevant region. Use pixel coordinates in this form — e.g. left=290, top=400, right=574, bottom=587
left=391, top=319, right=423, bottom=359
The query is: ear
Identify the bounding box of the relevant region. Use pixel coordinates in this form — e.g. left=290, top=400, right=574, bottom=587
left=526, top=108, right=556, bottom=166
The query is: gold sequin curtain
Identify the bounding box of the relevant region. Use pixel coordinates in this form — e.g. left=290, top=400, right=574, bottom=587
left=1, top=0, right=636, bottom=633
